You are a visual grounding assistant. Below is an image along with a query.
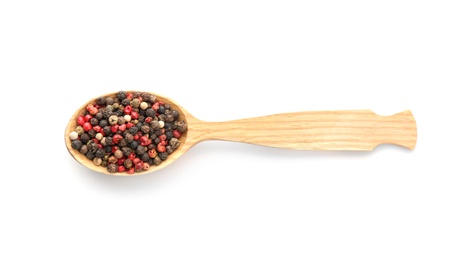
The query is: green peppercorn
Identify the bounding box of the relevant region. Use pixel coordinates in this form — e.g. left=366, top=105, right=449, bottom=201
left=71, top=140, right=82, bottom=150
left=101, top=160, right=108, bottom=167
left=131, top=98, right=141, bottom=108
left=75, top=126, right=84, bottom=135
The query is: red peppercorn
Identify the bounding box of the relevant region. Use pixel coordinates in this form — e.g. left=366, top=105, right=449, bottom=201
left=112, top=146, right=119, bottom=153
left=93, top=125, right=101, bottom=133
left=124, top=105, right=132, bottom=114
left=127, top=167, right=134, bottom=174
left=77, top=116, right=85, bottom=126
left=118, top=166, right=125, bottom=172
left=133, top=133, right=141, bottom=141
left=152, top=103, right=159, bottom=110
left=135, top=162, right=143, bottom=171
left=128, top=153, right=136, bottom=161
left=98, top=144, right=103, bottom=149
left=157, top=143, right=166, bottom=153
left=148, top=149, right=157, bottom=158
left=126, top=93, right=133, bottom=100
left=145, top=117, right=152, bottom=123
left=158, top=101, right=164, bottom=105
left=83, top=122, right=92, bottom=132
left=159, top=134, right=167, bottom=141
left=131, top=111, right=139, bottom=119
left=143, top=162, right=150, bottom=171
left=118, top=124, right=127, bottom=132
left=173, top=130, right=181, bottom=138
left=140, top=136, right=150, bottom=146
left=85, top=114, right=92, bottom=122
left=92, top=138, right=99, bottom=144
left=126, top=122, right=134, bottom=129
left=113, top=134, right=123, bottom=144
left=111, top=125, right=119, bottom=133
left=117, top=158, right=125, bottom=165
left=133, top=158, right=141, bottom=165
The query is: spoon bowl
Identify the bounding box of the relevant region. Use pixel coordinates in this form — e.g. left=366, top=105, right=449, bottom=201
left=65, top=91, right=417, bottom=176
left=65, top=91, right=196, bottom=176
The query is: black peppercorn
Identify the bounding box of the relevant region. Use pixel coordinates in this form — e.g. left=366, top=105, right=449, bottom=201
left=140, top=153, right=150, bottom=162
left=141, top=125, right=150, bottom=134
left=165, top=131, right=173, bottom=139
left=153, top=156, right=162, bottom=165
left=95, top=112, right=103, bottom=120
left=125, top=133, right=134, bottom=143
left=107, top=163, right=118, bottom=173
left=121, top=147, right=133, bottom=157
left=166, top=146, right=174, bottom=154
left=85, top=150, right=95, bottom=160
left=106, top=97, right=114, bottom=106
left=95, top=148, right=105, bottom=158
left=169, top=137, right=180, bottom=149
left=164, top=122, right=172, bottom=130
left=79, top=144, right=88, bottom=154
left=146, top=108, right=156, bottom=118
left=115, top=110, right=124, bottom=117
left=99, top=119, right=108, bottom=128
left=136, top=145, right=146, bottom=155
left=157, top=106, right=165, bottom=114
left=117, top=91, right=127, bottom=100
left=80, top=133, right=91, bottom=143
left=103, top=126, right=112, bottom=136
left=175, top=120, right=187, bottom=133
left=96, top=97, right=106, bottom=106
left=141, top=92, right=151, bottom=102
left=158, top=152, right=168, bottom=161
left=71, top=140, right=82, bottom=150
left=90, top=117, right=98, bottom=126
left=171, top=110, right=179, bottom=119
left=118, top=138, right=127, bottom=147
left=121, top=99, right=130, bottom=106
left=88, top=129, right=97, bottom=138
left=129, top=126, right=138, bottom=135
left=124, top=158, right=133, bottom=169
left=87, top=142, right=98, bottom=153
left=164, top=104, right=171, bottom=110
left=104, top=145, right=112, bottom=154
left=104, top=137, right=113, bottom=146
left=129, top=140, right=139, bottom=149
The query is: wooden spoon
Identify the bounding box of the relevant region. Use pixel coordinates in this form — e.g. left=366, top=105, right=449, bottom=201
left=65, top=91, right=417, bottom=176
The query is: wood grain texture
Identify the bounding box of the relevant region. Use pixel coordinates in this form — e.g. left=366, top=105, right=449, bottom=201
left=65, top=91, right=417, bottom=176
left=188, top=110, right=417, bottom=151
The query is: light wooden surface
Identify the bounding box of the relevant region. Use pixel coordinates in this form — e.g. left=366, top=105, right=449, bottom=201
left=65, top=91, right=417, bottom=176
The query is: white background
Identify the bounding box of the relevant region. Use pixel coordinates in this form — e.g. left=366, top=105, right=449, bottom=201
left=1, top=1, right=469, bottom=259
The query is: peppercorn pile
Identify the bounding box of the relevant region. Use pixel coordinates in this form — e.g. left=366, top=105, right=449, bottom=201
left=68, top=91, right=187, bottom=174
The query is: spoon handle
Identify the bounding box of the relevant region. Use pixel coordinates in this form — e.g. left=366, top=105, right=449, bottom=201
left=192, top=110, right=416, bottom=150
